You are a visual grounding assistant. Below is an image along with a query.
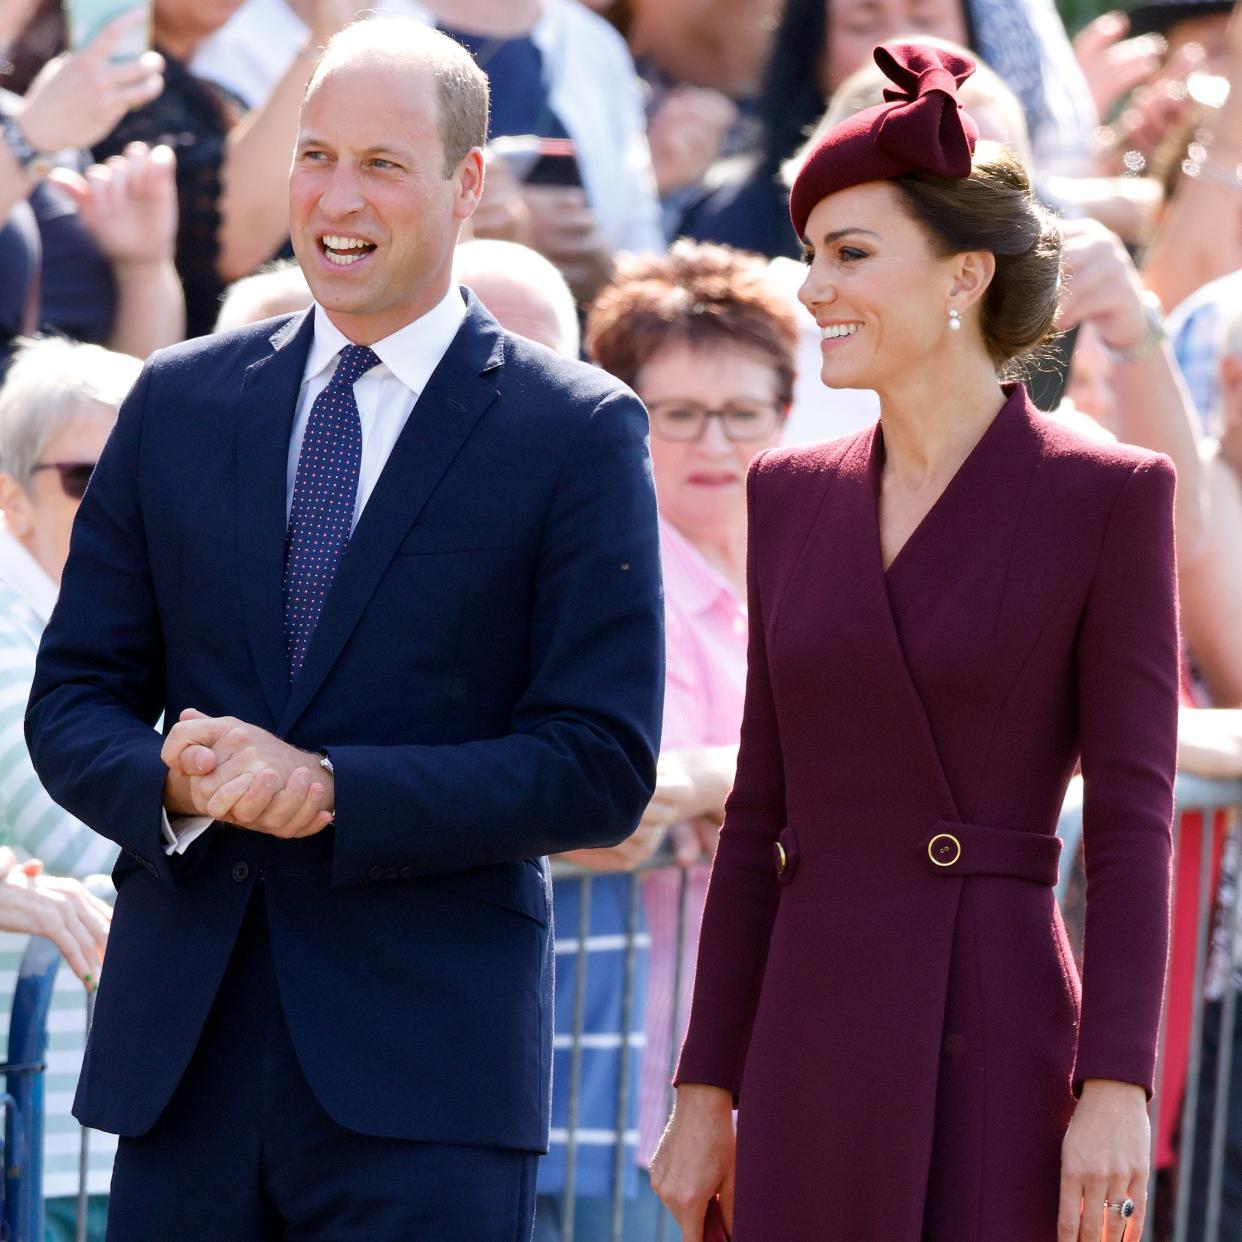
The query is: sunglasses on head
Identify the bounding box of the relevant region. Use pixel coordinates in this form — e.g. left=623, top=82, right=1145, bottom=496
left=30, top=461, right=96, bottom=500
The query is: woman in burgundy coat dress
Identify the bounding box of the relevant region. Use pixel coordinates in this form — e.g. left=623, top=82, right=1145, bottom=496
left=650, top=42, right=1179, bottom=1242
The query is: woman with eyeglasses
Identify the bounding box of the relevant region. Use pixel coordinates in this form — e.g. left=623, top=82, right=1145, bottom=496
left=0, top=336, right=128, bottom=1241
left=535, top=241, right=796, bottom=1239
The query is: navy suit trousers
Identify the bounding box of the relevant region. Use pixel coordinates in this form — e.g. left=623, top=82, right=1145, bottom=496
left=106, top=885, right=537, bottom=1242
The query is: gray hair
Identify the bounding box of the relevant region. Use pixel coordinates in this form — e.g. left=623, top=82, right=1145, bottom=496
left=0, top=337, right=139, bottom=487
left=453, top=239, right=580, bottom=359
left=311, top=17, right=489, bottom=177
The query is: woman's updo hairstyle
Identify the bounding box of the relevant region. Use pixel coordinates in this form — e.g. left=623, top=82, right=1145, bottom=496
left=787, top=42, right=1063, bottom=379
left=893, top=139, right=1062, bottom=377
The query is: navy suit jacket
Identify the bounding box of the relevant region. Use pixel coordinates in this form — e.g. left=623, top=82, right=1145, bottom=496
left=25, top=292, right=664, bottom=1150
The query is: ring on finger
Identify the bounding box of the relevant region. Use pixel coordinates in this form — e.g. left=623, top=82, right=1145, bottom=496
left=1104, top=1198, right=1135, bottom=1218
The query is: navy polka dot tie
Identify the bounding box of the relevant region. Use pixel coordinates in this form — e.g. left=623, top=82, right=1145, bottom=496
left=283, top=344, right=379, bottom=678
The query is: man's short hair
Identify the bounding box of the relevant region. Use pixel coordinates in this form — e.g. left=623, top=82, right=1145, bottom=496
left=313, top=18, right=489, bottom=176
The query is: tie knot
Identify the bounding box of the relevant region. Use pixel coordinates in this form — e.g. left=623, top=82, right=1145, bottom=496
left=330, top=344, right=381, bottom=389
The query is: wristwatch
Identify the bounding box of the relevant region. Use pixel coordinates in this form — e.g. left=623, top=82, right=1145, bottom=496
left=1107, top=290, right=1167, bottom=365
left=0, top=113, right=53, bottom=181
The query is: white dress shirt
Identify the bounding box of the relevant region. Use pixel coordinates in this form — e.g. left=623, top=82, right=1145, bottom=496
left=165, top=286, right=467, bottom=855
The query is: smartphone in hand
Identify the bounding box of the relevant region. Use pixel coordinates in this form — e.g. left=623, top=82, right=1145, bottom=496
left=65, top=0, right=151, bottom=62
left=489, top=135, right=583, bottom=189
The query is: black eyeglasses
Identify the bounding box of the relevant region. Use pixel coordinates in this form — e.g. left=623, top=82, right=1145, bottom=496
left=30, top=461, right=96, bottom=500
left=646, top=400, right=783, bottom=443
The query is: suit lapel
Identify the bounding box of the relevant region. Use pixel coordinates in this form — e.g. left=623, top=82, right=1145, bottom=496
left=235, top=310, right=314, bottom=726
left=277, top=297, right=504, bottom=736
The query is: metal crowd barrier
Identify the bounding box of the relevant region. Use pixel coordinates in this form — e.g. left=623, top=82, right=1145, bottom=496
left=550, top=773, right=1242, bottom=1242
left=0, top=936, right=61, bottom=1242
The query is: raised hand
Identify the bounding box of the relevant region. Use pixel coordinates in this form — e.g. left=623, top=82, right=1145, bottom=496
left=48, top=141, right=177, bottom=266
left=647, top=85, right=737, bottom=197
left=18, top=10, right=164, bottom=155
left=1073, top=12, right=1166, bottom=123
left=1056, top=217, right=1151, bottom=352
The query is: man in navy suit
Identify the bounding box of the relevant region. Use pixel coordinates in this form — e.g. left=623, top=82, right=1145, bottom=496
left=25, top=18, right=663, bottom=1240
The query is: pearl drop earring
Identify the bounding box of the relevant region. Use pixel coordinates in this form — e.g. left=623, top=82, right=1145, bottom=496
left=948, top=307, right=962, bottom=331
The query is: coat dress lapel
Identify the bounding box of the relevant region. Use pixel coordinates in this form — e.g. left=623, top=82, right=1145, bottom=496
left=277, top=298, right=504, bottom=736
left=877, top=387, right=1046, bottom=820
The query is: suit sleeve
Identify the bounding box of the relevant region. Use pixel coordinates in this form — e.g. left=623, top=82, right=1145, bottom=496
left=675, top=455, right=788, bottom=1099
left=326, top=389, right=664, bottom=887
left=1073, top=456, right=1179, bottom=1098
left=25, top=362, right=179, bottom=885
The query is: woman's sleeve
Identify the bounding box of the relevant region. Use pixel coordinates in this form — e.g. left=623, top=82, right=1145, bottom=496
left=0, top=621, right=118, bottom=879
left=675, top=456, right=788, bottom=1098
left=1073, top=455, right=1179, bottom=1097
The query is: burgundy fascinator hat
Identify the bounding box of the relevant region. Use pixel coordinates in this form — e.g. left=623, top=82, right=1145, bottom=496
left=789, top=42, right=980, bottom=238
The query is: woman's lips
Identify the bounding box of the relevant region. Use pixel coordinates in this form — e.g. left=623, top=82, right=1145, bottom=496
left=687, top=472, right=740, bottom=487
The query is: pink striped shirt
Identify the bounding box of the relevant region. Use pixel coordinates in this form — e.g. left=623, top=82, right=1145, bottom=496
left=637, top=517, right=748, bottom=1167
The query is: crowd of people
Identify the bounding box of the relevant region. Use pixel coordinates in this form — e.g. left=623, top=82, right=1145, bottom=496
left=2, top=0, right=1242, bottom=1237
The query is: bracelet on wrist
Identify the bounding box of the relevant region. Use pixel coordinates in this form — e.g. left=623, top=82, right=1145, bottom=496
left=1181, top=142, right=1242, bottom=192
left=1106, top=290, right=1167, bottom=365
left=0, top=113, right=53, bottom=182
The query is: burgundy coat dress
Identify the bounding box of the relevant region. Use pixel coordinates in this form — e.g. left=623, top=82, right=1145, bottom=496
left=676, top=386, right=1179, bottom=1241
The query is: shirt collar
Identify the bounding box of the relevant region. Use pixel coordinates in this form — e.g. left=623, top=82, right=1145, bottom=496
left=659, top=517, right=742, bottom=619
left=303, top=285, right=467, bottom=397
left=0, top=524, right=57, bottom=623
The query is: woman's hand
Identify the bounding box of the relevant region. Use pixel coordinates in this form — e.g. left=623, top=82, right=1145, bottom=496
left=49, top=141, right=178, bottom=266
left=1072, top=12, right=1166, bottom=124
left=19, top=10, right=164, bottom=155
left=557, top=820, right=666, bottom=873
left=0, top=851, right=112, bottom=988
left=650, top=1083, right=736, bottom=1242
left=1058, top=1079, right=1149, bottom=1241
left=469, top=154, right=533, bottom=245
left=647, top=85, right=737, bottom=197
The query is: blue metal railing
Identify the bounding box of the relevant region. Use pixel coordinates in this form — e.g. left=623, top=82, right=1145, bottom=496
left=0, top=937, right=61, bottom=1242
left=550, top=774, right=1242, bottom=1241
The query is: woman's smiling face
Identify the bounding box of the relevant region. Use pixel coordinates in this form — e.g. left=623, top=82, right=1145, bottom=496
left=797, top=180, right=964, bottom=392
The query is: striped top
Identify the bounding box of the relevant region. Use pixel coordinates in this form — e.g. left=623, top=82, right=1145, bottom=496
left=637, top=518, right=748, bottom=1167
left=0, top=528, right=118, bottom=1197
left=537, top=872, right=650, bottom=1199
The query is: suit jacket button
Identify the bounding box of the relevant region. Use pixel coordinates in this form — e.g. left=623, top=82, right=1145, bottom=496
left=399, top=867, right=413, bottom=879
left=368, top=866, right=383, bottom=881
left=384, top=867, right=398, bottom=880
left=231, top=862, right=250, bottom=883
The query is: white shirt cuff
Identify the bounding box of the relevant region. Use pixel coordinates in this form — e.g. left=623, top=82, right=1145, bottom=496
left=161, top=811, right=213, bottom=856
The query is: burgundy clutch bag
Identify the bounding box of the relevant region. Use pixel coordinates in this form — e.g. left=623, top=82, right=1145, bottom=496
left=704, top=1197, right=732, bottom=1242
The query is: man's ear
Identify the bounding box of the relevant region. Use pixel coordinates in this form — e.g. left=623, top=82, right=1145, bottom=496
left=0, top=473, right=33, bottom=539
left=455, top=147, right=486, bottom=223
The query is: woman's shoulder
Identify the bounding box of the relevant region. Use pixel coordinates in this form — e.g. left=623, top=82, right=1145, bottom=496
left=750, top=427, right=872, bottom=489
left=1030, top=403, right=1175, bottom=491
